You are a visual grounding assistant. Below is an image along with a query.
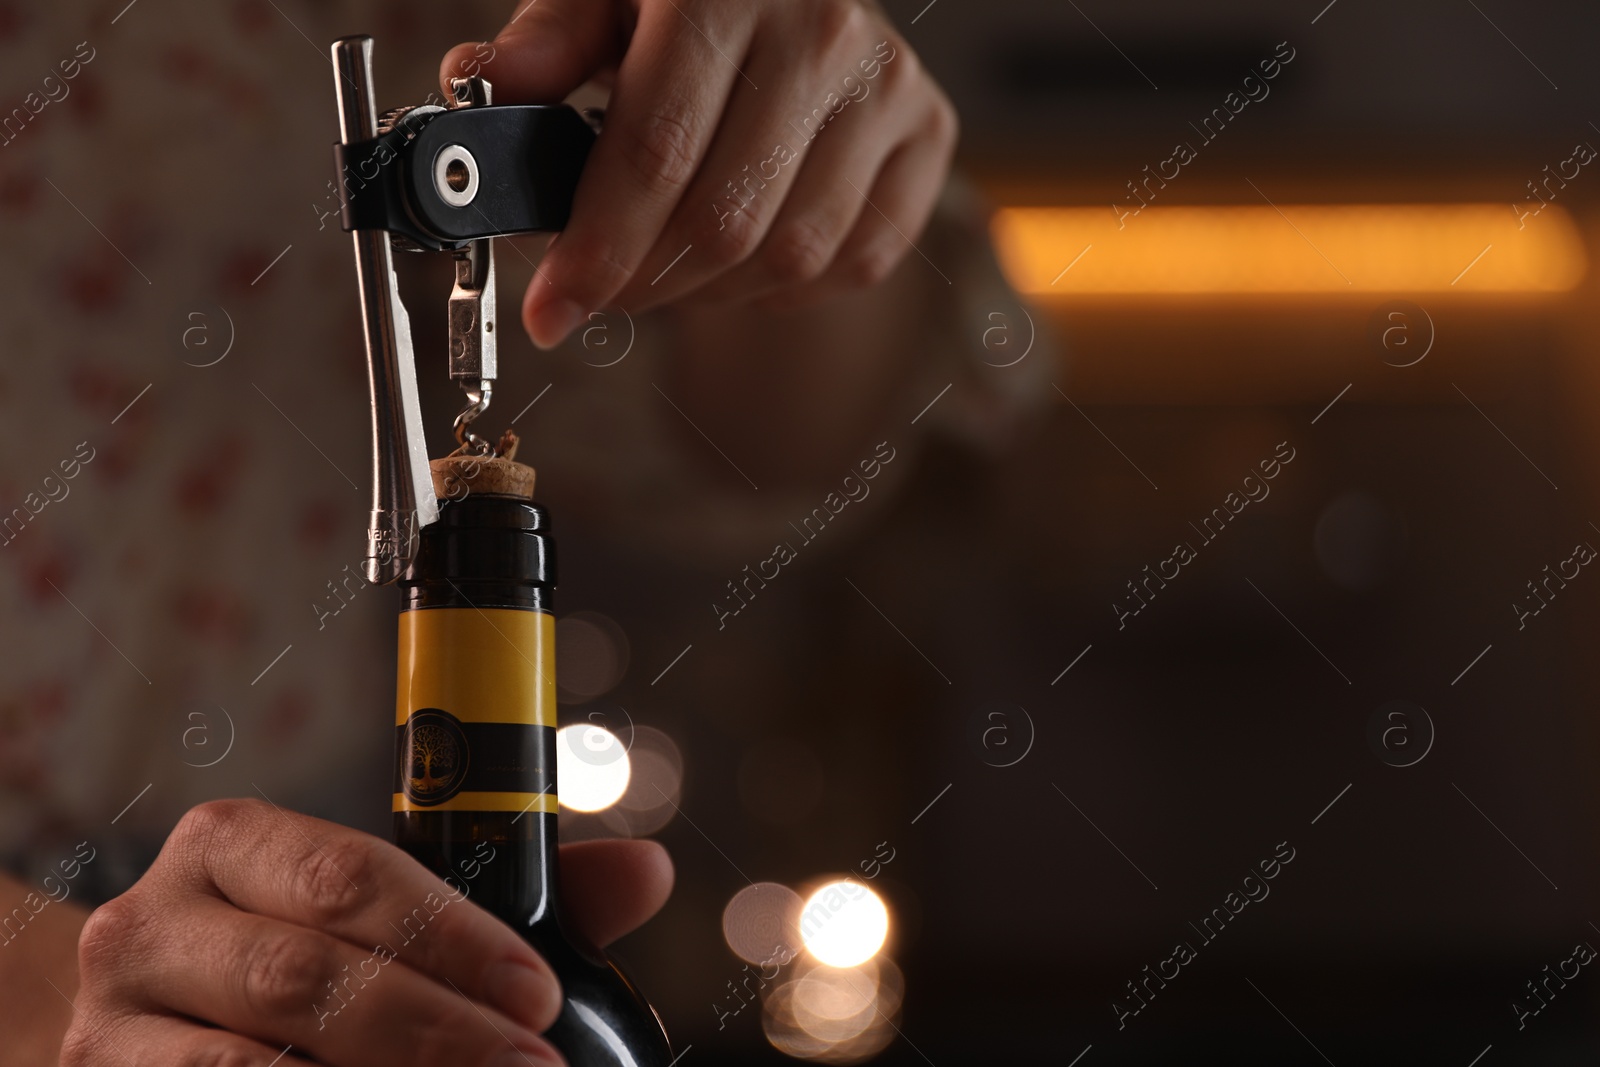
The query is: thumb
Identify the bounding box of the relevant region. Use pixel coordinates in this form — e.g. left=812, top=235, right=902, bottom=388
left=441, top=0, right=627, bottom=103
left=558, top=839, right=674, bottom=948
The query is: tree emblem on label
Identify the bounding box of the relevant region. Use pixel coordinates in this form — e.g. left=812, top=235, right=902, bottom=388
left=403, top=708, right=470, bottom=805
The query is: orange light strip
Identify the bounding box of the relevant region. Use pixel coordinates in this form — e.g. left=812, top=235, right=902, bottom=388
left=990, top=204, right=1587, bottom=295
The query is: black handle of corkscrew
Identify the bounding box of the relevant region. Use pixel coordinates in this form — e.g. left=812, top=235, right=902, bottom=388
left=335, top=103, right=596, bottom=252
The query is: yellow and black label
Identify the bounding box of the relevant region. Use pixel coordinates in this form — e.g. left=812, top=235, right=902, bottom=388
left=393, top=607, right=558, bottom=813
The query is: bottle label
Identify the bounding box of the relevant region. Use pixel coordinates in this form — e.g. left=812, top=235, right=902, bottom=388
left=393, top=607, right=558, bottom=813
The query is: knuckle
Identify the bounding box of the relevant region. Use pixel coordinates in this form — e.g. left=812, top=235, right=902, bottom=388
left=77, top=894, right=145, bottom=980
left=764, top=218, right=835, bottom=284
left=171, top=798, right=248, bottom=853
left=813, top=0, right=865, bottom=49
left=238, top=928, right=333, bottom=1018
left=59, top=996, right=135, bottom=1066
left=930, top=92, right=960, bottom=145
left=879, top=36, right=920, bottom=90
left=623, top=104, right=701, bottom=196
left=183, top=1044, right=268, bottom=1067
left=685, top=0, right=738, bottom=39
left=847, top=241, right=904, bottom=287
left=57, top=1023, right=102, bottom=1066
left=409, top=1001, right=497, bottom=1064
left=706, top=205, right=764, bottom=268
left=287, top=835, right=370, bottom=925
left=379, top=890, right=456, bottom=974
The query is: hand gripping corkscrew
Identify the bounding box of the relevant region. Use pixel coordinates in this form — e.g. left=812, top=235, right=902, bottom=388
left=329, top=35, right=597, bottom=584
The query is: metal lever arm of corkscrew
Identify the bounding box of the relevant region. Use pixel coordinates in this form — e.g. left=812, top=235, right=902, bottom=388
left=328, top=35, right=595, bottom=584
left=332, top=36, right=434, bottom=586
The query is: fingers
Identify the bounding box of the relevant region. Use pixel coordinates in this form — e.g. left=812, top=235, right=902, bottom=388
left=60, top=1014, right=321, bottom=1067
left=684, top=80, right=889, bottom=307
left=157, top=1026, right=322, bottom=1067
left=150, top=800, right=561, bottom=1034
left=605, top=34, right=829, bottom=313
left=766, top=94, right=956, bottom=310
left=441, top=0, right=623, bottom=102
left=559, top=840, right=674, bottom=948
left=67, top=801, right=678, bottom=1066
left=452, top=0, right=960, bottom=337
left=98, top=895, right=562, bottom=1067
left=524, top=0, right=751, bottom=346
left=608, top=11, right=873, bottom=313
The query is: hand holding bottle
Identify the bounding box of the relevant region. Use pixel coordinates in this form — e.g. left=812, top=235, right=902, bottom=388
left=59, top=799, right=672, bottom=1066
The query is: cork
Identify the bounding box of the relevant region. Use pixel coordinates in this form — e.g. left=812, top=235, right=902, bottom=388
left=430, top=454, right=536, bottom=501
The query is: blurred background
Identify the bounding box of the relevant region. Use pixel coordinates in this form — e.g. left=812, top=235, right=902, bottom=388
left=4, top=0, right=1600, bottom=1063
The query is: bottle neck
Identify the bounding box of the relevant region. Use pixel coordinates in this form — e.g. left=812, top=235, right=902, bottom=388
left=392, top=493, right=560, bottom=928
left=394, top=811, right=560, bottom=930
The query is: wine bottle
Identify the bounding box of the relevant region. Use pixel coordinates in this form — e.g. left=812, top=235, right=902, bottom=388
left=392, top=456, right=673, bottom=1065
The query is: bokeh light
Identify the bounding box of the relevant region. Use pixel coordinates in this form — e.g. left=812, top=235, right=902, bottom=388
left=992, top=203, right=1587, bottom=294
left=556, top=724, right=630, bottom=812
left=722, top=882, right=803, bottom=966
left=763, top=955, right=903, bottom=1064
left=598, top=725, right=684, bottom=837
left=555, top=611, right=630, bottom=702
left=792, top=961, right=879, bottom=1042
left=799, top=881, right=889, bottom=968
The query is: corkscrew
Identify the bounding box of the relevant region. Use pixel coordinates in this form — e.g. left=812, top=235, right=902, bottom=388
left=328, top=35, right=596, bottom=584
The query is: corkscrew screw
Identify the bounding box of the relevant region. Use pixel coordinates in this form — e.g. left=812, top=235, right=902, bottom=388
left=328, top=35, right=596, bottom=584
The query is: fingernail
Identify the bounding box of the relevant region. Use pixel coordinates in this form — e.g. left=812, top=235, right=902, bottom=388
left=527, top=298, right=585, bottom=350
left=487, top=959, right=564, bottom=1031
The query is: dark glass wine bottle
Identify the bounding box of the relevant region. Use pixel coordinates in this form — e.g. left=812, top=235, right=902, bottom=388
left=392, top=460, right=673, bottom=1066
